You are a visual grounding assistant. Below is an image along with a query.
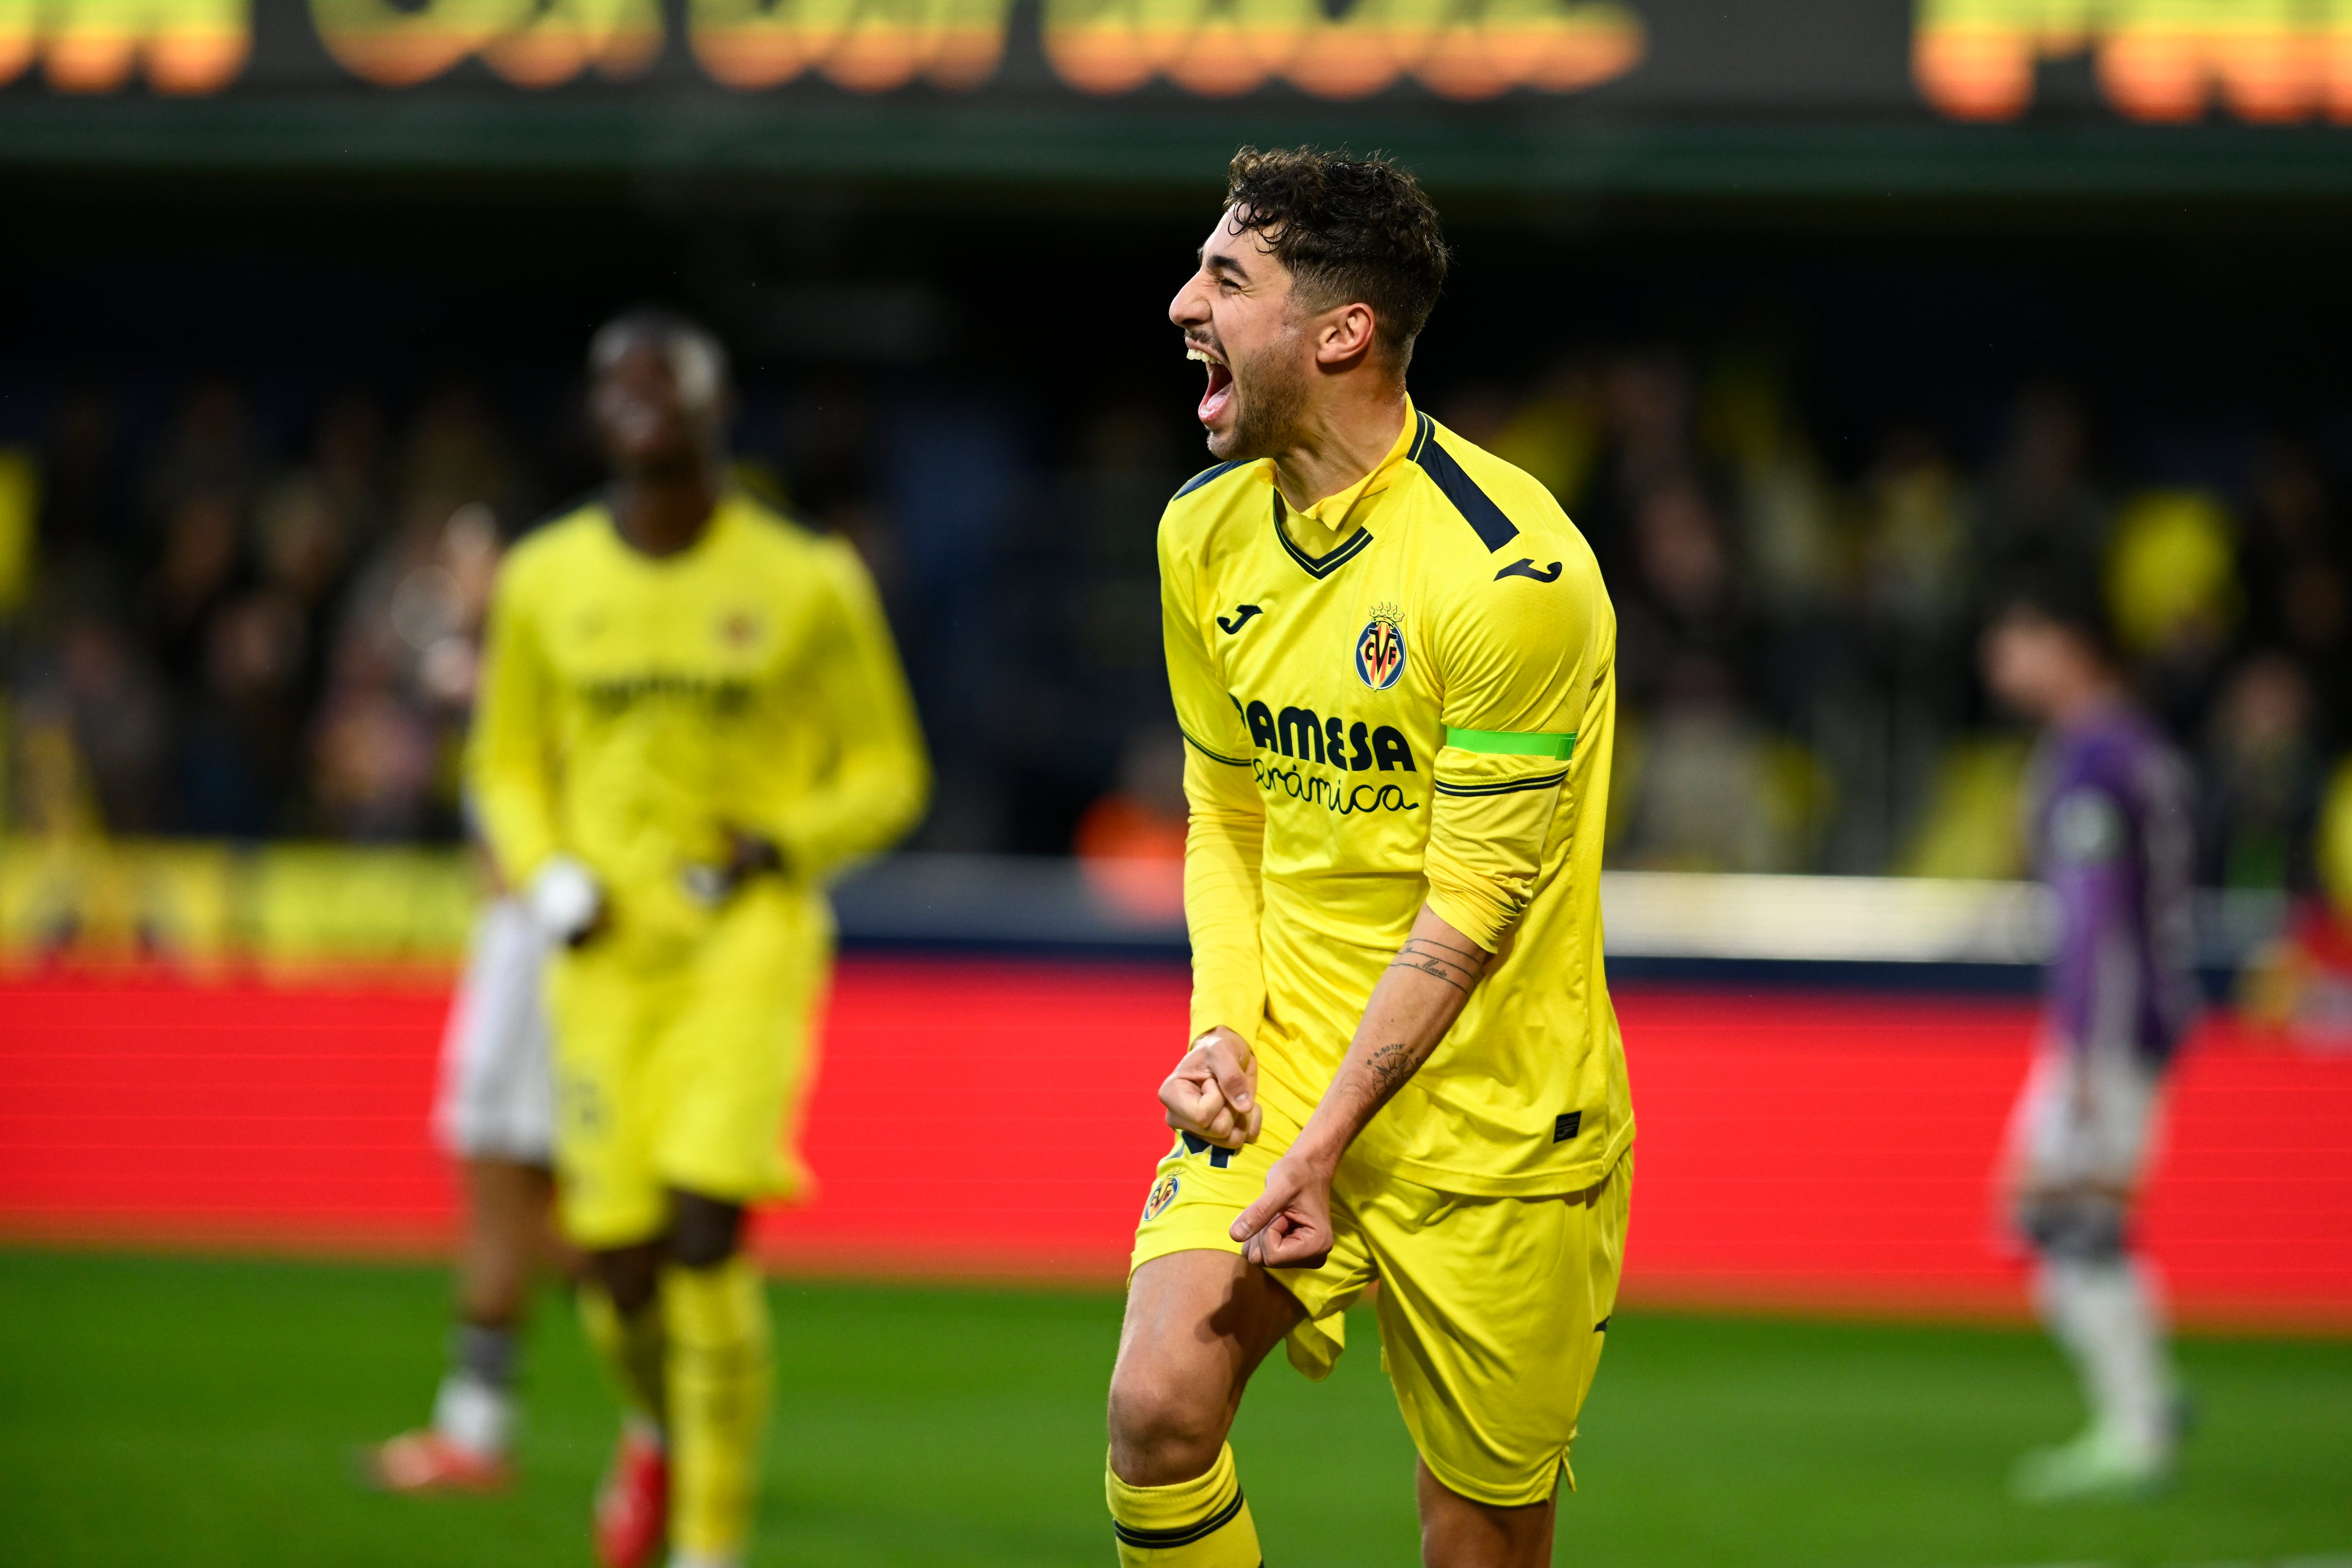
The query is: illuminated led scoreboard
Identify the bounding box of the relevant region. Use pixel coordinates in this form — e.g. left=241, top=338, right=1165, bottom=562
left=2, top=0, right=2350, bottom=188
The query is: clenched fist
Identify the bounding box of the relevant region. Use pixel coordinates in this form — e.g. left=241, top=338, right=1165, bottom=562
left=1159, top=1025, right=1263, bottom=1150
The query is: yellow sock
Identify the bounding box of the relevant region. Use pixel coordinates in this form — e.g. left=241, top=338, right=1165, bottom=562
left=577, top=1282, right=667, bottom=1431
left=661, top=1256, right=771, bottom=1561
left=1106, top=1442, right=1261, bottom=1567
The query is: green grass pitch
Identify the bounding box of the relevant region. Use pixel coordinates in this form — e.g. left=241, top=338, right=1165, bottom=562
left=0, top=1250, right=2346, bottom=1567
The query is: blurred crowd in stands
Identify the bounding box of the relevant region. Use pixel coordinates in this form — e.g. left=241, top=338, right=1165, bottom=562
left=4, top=348, right=2349, bottom=903
left=1442, top=352, right=2351, bottom=894
left=1, top=382, right=540, bottom=844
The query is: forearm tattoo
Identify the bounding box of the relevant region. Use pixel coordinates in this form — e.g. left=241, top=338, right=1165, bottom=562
left=1386, top=935, right=1488, bottom=995
left=1366, top=1041, right=1418, bottom=1089
left=1356, top=1037, right=1434, bottom=1115
left=1341, top=934, right=1489, bottom=1117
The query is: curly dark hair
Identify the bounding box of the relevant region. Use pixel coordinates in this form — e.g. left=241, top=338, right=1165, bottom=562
left=1224, top=145, right=1450, bottom=367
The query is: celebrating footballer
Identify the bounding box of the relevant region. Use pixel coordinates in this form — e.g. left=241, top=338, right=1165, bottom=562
left=1104, top=147, right=1635, bottom=1568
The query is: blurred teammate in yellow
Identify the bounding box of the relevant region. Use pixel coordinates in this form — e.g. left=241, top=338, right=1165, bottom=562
left=1104, top=149, right=1632, bottom=1568
left=469, top=309, right=930, bottom=1568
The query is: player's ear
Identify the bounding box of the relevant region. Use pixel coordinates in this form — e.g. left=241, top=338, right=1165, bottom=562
left=1314, top=302, right=1379, bottom=368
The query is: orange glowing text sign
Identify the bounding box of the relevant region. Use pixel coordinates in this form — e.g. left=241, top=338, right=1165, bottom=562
left=0, top=0, right=249, bottom=92
left=1916, top=0, right=2352, bottom=122
left=0, top=0, right=1647, bottom=96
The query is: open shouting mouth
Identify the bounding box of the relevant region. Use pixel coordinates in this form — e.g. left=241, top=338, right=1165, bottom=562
left=1188, top=343, right=1233, bottom=425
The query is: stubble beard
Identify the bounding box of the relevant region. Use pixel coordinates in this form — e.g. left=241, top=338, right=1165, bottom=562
left=1208, top=330, right=1312, bottom=463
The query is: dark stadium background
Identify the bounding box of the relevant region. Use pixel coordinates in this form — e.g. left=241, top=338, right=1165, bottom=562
left=3, top=2, right=2351, bottom=1561
left=15, top=188, right=2352, bottom=851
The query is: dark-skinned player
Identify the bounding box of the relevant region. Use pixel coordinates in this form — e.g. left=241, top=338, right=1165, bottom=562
left=470, top=309, right=929, bottom=1568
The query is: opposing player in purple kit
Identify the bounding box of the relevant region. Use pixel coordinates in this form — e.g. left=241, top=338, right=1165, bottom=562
left=1981, top=575, right=2197, bottom=1501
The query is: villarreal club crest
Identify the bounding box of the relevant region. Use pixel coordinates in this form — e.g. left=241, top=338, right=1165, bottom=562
left=1355, top=603, right=1407, bottom=691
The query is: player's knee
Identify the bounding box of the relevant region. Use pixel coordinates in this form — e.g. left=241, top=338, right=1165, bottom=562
left=594, top=1241, right=664, bottom=1315
left=1106, top=1362, right=1227, bottom=1483
left=2015, top=1191, right=2126, bottom=1263
left=669, top=1190, right=744, bottom=1270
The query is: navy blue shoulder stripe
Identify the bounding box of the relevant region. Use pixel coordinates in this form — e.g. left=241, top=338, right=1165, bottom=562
left=1173, top=459, right=1248, bottom=500
left=1409, top=412, right=1519, bottom=553
left=1178, top=726, right=1253, bottom=768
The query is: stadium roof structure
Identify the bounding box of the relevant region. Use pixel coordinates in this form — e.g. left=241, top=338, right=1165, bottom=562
left=4, top=0, right=2352, bottom=199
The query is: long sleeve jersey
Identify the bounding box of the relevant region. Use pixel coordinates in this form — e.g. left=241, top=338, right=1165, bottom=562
left=2027, top=703, right=2197, bottom=1066
left=1161, top=404, right=1632, bottom=1196
left=468, top=492, right=930, bottom=950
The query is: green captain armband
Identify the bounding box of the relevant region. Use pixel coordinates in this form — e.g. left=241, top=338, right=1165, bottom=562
left=1443, top=726, right=1577, bottom=760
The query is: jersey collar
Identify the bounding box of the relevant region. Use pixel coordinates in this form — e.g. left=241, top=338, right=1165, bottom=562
left=1271, top=400, right=1416, bottom=580
left=598, top=488, right=745, bottom=565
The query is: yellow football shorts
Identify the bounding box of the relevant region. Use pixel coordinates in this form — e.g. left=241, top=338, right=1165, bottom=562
left=544, top=882, right=828, bottom=1248
left=1132, top=1113, right=1631, bottom=1508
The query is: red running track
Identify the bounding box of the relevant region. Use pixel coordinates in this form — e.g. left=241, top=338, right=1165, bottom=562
left=2, top=961, right=2347, bottom=1327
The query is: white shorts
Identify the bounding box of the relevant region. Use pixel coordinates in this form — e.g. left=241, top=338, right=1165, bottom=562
left=433, top=896, right=556, bottom=1165
left=2002, top=1041, right=2164, bottom=1193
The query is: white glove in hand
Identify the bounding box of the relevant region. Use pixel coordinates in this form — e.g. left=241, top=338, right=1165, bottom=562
left=525, top=855, right=603, bottom=944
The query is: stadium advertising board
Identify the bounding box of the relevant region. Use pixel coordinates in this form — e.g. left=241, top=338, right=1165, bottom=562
left=9, top=0, right=2352, bottom=123
left=6, top=0, right=2352, bottom=190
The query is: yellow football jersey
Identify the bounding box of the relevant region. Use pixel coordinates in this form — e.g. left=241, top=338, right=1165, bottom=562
left=470, top=492, right=929, bottom=948
left=1163, top=404, right=1631, bottom=1196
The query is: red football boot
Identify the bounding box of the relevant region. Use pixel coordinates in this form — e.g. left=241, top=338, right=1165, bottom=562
left=366, top=1429, right=514, bottom=1494
left=593, top=1423, right=669, bottom=1568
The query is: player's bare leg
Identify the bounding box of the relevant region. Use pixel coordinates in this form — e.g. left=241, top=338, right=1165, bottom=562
left=369, top=1156, right=564, bottom=1494
left=1110, top=1249, right=1303, bottom=1482
left=457, top=1156, right=568, bottom=1325
left=1111, top=1252, right=1551, bottom=1568
left=1106, top=1248, right=1300, bottom=1564
left=1416, top=1460, right=1556, bottom=1568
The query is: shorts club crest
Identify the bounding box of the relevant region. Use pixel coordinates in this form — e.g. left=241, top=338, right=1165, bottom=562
left=1143, top=1174, right=1180, bottom=1221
